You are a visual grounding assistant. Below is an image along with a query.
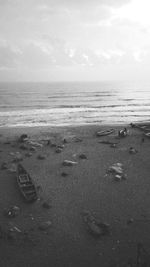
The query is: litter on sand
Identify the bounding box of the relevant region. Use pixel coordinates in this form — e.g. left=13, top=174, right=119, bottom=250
left=82, top=211, right=110, bottom=237
left=62, top=160, right=78, bottom=166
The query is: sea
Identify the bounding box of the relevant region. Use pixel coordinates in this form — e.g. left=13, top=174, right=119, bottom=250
left=0, top=81, right=150, bottom=127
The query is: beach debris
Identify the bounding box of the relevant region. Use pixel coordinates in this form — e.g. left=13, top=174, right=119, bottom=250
left=63, top=160, right=78, bottom=166
left=4, top=141, right=11, bottom=145
left=25, top=152, right=32, bottom=157
left=114, top=174, right=122, bottom=181
left=55, top=147, right=62, bottom=153
left=27, top=140, right=43, bottom=148
left=82, top=211, right=110, bottom=237
left=129, top=147, right=138, bottom=154
left=74, top=137, right=83, bottom=142
left=61, top=172, right=68, bottom=177
left=1, top=162, right=8, bottom=170
left=108, top=163, right=127, bottom=181
left=4, top=206, right=20, bottom=218
left=57, top=144, right=65, bottom=149
left=118, top=128, right=128, bottom=137
left=18, top=134, right=28, bottom=143
left=8, top=163, right=17, bottom=173
left=19, top=144, right=28, bottom=150
left=127, top=218, right=134, bottom=225
left=38, top=221, right=52, bottom=231
left=96, top=129, right=115, bottom=137
left=79, top=153, right=87, bottom=159
left=11, top=151, right=23, bottom=162
left=108, top=163, right=123, bottom=175
left=42, top=201, right=51, bottom=209
left=110, top=143, right=117, bottom=148
left=98, top=140, right=118, bottom=145
left=37, top=154, right=46, bottom=160
left=29, top=146, right=36, bottom=151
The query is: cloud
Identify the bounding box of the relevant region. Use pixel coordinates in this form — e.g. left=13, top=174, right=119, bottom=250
left=0, top=44, right=20, bottom=68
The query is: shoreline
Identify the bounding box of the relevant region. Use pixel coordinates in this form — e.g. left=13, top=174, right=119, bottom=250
left=0, top=123, right=150, bottom=266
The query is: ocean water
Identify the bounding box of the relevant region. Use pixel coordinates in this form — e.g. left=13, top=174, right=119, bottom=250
left=0, top=81, right=150, bottom=127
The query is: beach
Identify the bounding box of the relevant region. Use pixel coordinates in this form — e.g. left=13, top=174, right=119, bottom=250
left=0, top=124, right=150, bottom=267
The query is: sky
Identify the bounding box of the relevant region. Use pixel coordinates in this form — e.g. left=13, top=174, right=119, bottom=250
left=0, top=0, right=150, bottom=81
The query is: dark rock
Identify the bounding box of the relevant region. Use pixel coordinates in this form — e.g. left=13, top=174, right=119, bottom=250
left=1, top=162, right=8, bottom=170
left=83, top=211, right=110, bottom=237
left=19, top=134, right=28, bottom=143
left=4, top=206, right=20, bottom=218
left=63, top=160, right=78, bottom=166
left=29, top=146, right=36, bottom=151
left=37, top=154, right=46, bottom=160
left=19, top=144, right=28, bottom=150
left=55, top=148, right=62, bottom=153
left=61, top=172, right=68, bottom=177
left=25, top=152, right=32, bottom=157
left=79, top=154, right=87, bottom=159
left=42, top=202, right=51, bottom=209
left=38, top=221, right=52, bottom=231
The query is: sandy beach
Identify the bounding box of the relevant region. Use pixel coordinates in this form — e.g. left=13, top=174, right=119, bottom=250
left=0, top=124, right=150, bottom=267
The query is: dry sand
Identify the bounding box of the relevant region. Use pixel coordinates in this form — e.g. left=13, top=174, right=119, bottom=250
left=0, top=124, right=150, bottom=267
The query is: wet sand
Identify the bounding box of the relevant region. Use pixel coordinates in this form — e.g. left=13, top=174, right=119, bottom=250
left=0, top=124, right=150, bottom=267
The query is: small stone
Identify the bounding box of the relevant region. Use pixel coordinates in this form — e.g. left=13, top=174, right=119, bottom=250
left=38, top=221, right=52, bottom=231
left=55, top=148, right=62, bottom=153
left=42, top=202, right=51, bottom=209
left=63, top=160, right=78, bottom=166
left=29, top=146, right=36, bottom=151
left=37, top=154, right=46, bottom=160
left=19, top=144, right=28, bottom=150
left=1, top=162, right=8, bottom=170
left=129, top=147, right=138, bottom=154
left=127, top=218, right=134, bottom=225
left=25, top=152, right=32, bottom=157
left=79, top=154, right=87, bottom=159
left=19, top=134, right=28, bottom=143
left=61, top=172, right=68, bottom=177
left=114, top=175, right=122, bottom=181
left=4, top=206, right=20, bottom=218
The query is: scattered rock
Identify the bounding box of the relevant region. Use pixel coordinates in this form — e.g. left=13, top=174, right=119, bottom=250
left=37, top=154, right=46, bottom=160
left=51, top=143, right=57, bottom=147
left=63, top=160, right=78, bottom=166
left=82, top=211, right=110, bottom=237
left=27, top=141, right=43, bottom=148
left=108, top=163, right=127, bottom=182
left=11, top=152, right=23, bottom=162
left=19, top=134, right=28, bottom=143
left=114, top=175, right=122, bottom=181
left=4, top=141, right=11, bottom=145
left=19, top=144, right=28, bottom=150
left=110, top=143, right=117, bottom=148
left=61, top=172, right=68, bottom=177
left=55, top=148, right=62, bottom=153
left=127, top=218, right=134, bottom=225
left=1, top=162, right=8, bottom=170
left=4, top=206, right=20, bottom=218
left=42, top=201, right=51, bottom=209
left=29, top=146, right=36, bottom=151
left=8, top=163, right=17, bottom=173
left=57, top=144, right=65, bottom=149
left=79, top=154, right=87, bottom=159
left=25, top=152, right=32, bottom=157
left=108, top=163, right=123, bottom=175
left=38, top=221, right=52, bottom=231
left=129, top=147, right=138, bottom=154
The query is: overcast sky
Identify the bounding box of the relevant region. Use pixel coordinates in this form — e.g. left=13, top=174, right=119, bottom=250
left=0, top=0, right=150, bottom=81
